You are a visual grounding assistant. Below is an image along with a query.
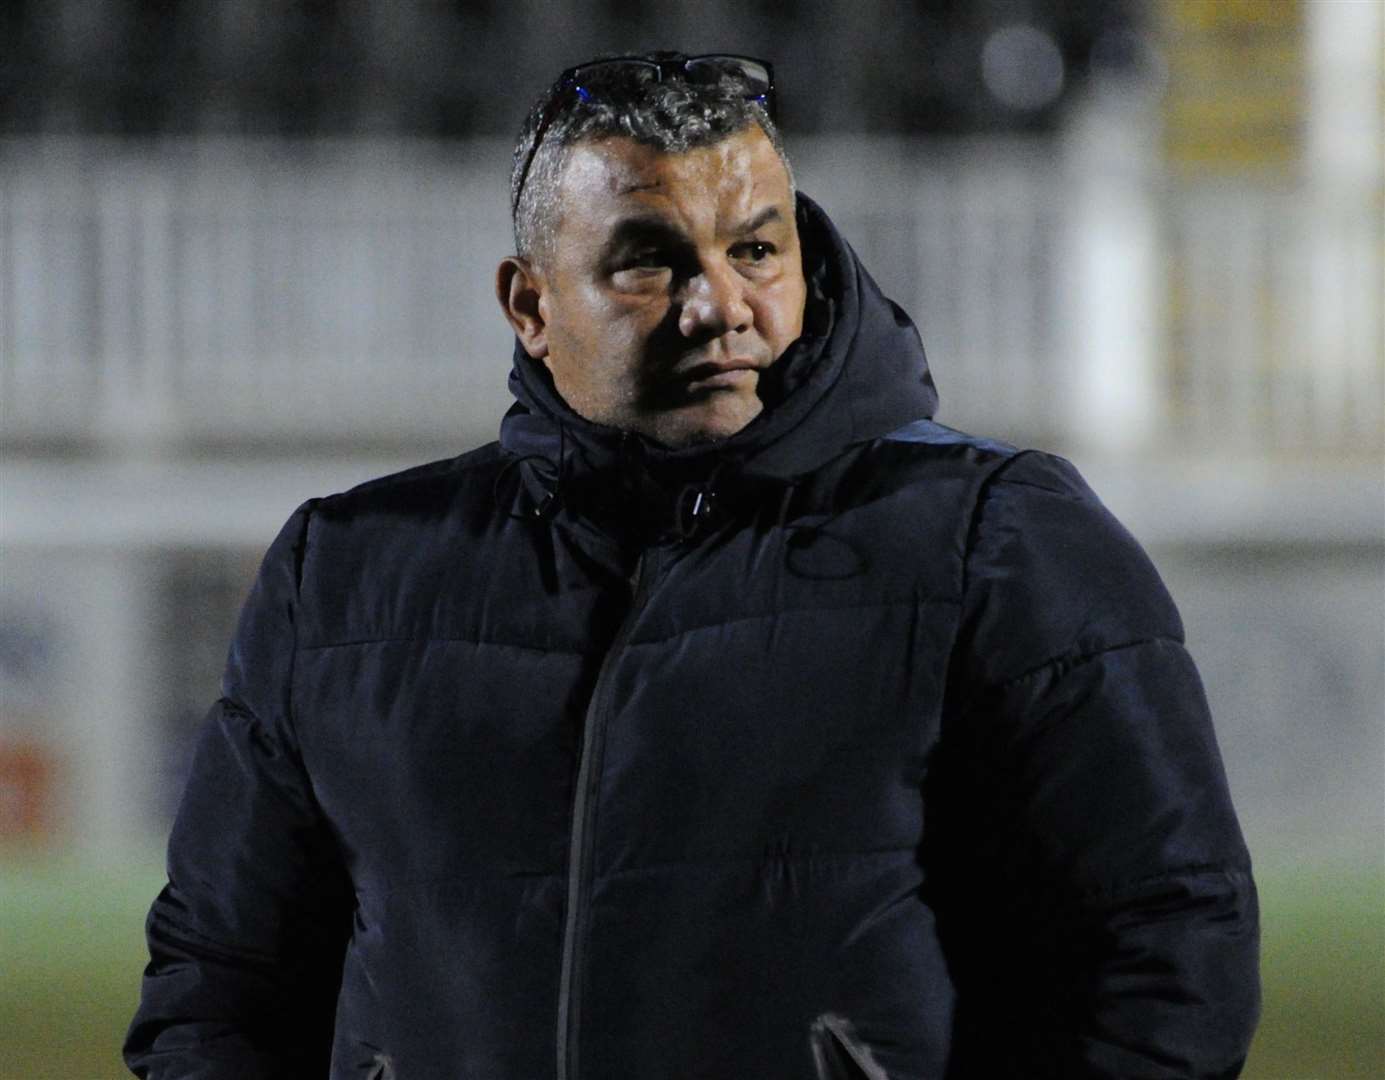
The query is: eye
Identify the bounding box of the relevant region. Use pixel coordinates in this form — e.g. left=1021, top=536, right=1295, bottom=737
left=733, top=241, right=776, bottom=263
left=621, top=248, right=669, bottom=270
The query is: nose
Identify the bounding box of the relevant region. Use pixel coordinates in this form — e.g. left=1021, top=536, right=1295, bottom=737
left=677, top=260, right=753, bottom=340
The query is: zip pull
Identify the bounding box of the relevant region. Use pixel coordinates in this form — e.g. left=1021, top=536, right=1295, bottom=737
left=809, top=1014, right=890, bottom=1080
left=675, top=483, right=719, bottom=538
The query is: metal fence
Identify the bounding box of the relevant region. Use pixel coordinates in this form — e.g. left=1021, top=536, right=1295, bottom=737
left=2, top=135, right=1381, bottom=457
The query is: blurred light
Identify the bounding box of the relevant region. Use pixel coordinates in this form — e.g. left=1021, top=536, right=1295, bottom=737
left=981, top=24, right=1065, bottom=112
left=1090, top=27, right=1168, bottom=94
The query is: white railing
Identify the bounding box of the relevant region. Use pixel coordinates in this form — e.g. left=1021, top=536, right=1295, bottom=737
left=1, top=138, right=519, bottom=446
left=2, top=135, right=1380, bottom=457
left=1166, top=182, right=1384, bottom=454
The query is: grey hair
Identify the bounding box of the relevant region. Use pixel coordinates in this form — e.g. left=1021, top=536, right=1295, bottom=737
left=510, top=62, right=795, bottom=265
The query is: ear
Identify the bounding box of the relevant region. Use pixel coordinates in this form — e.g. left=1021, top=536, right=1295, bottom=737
left=496, top=256, right=549, bottom=359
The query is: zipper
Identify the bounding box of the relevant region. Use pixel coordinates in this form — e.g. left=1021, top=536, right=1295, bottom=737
left=556, top=549, right=655, bottom=1080
left=810, top=1014, right=890, bottom=1080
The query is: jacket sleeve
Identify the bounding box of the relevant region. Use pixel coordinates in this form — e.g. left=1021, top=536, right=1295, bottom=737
left=125, top=503, right=354, bottom=1079
left=932, top=452, right=1260, bottom=1079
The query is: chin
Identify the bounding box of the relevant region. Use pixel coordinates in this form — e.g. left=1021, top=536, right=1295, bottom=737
left=647, top=395, right=763, bottom=449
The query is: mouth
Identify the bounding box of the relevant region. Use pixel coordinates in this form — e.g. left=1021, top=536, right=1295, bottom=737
left=681, top=359, right=762, bottom=392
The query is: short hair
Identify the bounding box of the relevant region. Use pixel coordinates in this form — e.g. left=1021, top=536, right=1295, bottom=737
left=510, top=58, right=795, bottom=265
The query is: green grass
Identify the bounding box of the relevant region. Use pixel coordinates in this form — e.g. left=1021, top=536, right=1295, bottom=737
left=0, top=853, right=164, bottom=1080
left=1243, top=860, right=1385, bottom=1079
left=1, top=855, right=1381, bottom=1078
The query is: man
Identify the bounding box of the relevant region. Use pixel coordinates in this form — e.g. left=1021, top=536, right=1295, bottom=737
left=126, top=54, right=1260, bottom=1079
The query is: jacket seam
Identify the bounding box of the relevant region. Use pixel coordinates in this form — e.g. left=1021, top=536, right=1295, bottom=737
left=295, top=597, right=962, bottom=654
left=624, top=594, right=959, bottom=648
left=842, top=259, right=865, bottom=439
left=285, top=499, right=318, bottom=756
left=938, top=449, right=1030, bottom=711
left=148, top=904, right=282, bottom=966
left=1078, top=863, right=1257, bottom=907
left=957, top=448, right=1041, bottom=601
left=321, top=444, right=504, bottom=505
left=986, top=473, right=1085, bottom=497
left=296, top=635, right=590, bottom=655
left=976, top=634, right=1184, bottom=695
left=601, top=845, right=916, bottom=879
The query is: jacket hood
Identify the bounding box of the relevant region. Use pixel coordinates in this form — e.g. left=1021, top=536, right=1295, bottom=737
left=498, top=193, right=938, bottom=529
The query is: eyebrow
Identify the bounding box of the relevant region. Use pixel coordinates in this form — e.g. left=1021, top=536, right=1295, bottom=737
left=616, top=180, right=662, bottom=195
left=603, top=216, right=686, bottom=251
left=734, top=205, right=783, bottom=235
left=600, top=204, right=787, bottom=259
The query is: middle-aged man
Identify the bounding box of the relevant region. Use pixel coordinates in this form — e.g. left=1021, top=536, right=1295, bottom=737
left=127, top=53, right=1260, bottom=1079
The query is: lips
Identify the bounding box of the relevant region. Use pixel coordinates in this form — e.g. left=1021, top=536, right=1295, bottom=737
left=681, top=359, right=762, bottom=391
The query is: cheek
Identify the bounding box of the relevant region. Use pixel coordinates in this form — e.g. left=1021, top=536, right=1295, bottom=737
left=549, top=301, right=653, bottom=395
left=757, top=277, right=807, bottom=355
left=545, top=288, right=611, bottom=367
left=600, top=294, right=673, bottom=363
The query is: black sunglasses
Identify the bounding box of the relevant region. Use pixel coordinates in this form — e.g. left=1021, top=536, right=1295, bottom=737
left=512, top=53, right=777, bottom=215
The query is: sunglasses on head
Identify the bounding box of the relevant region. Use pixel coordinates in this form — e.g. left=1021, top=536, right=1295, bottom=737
left=513, top=53, right=777, bottom=215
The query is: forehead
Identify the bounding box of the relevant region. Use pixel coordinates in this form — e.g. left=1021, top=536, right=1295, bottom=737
left=555, top=127, right=793, bottom=236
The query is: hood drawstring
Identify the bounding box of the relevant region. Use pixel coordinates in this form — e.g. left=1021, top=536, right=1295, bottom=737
left=494, top=422, right=568, bottom=522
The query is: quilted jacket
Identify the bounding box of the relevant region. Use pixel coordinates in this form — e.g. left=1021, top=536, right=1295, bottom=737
left=126, top=195, right=1259, bottom=1079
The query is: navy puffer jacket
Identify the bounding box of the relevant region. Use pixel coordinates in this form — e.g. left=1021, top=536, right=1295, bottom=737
left=127, top=196, right=1259, bottom=1079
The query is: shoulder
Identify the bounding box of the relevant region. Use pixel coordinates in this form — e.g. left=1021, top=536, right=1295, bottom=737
left=879, top=417, right=1021, bottom=462
left=955, top=445, right=1184, bottom=686
left=877, top=420, right=1143, bottom=553
left=266, top=443, right=512, bottom=637
left=867, top=420, right=1182, bottom=683
left=825, top=419, right=1020, bottom=518
left=876, top=420, right=1126, bottom=513
left=309, top=442, right=507, bottom=532
left=281, top=442, right=509, bottom=560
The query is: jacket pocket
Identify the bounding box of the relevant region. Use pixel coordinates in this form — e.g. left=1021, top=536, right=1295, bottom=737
left=809, top=1013, right=890, bottom=1080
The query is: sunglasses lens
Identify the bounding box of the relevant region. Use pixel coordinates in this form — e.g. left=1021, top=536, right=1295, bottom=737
left=569, top=59, right=655, bottom=86
left=684, top=57, right=772, bottom=98
left=566, top=57, right=773, bottom=113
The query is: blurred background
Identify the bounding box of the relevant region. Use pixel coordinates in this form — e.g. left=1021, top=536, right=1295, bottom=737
left=1, top=0, right=1381, bottom=1076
